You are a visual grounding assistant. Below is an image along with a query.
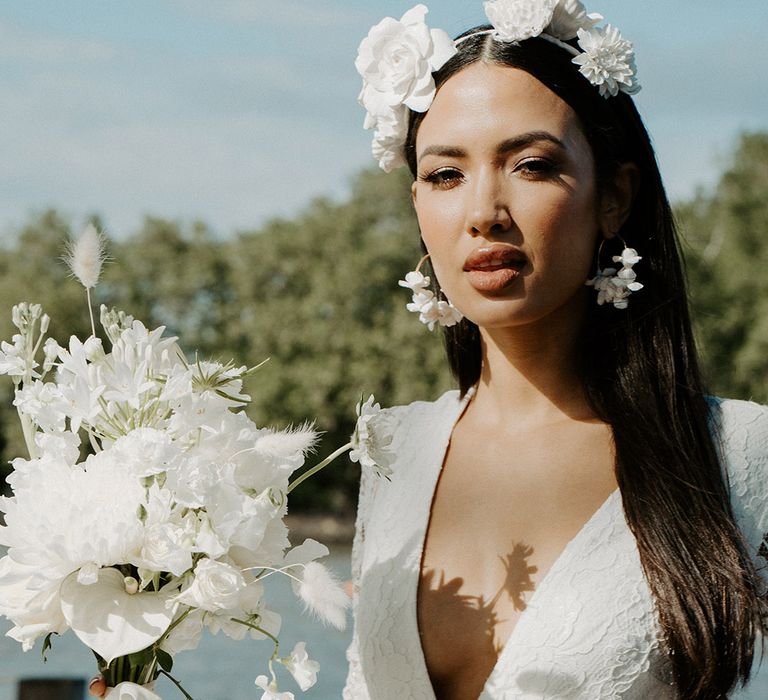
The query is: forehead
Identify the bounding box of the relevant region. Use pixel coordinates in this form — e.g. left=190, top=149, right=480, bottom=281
left=416, top=62, right=586, bottom=151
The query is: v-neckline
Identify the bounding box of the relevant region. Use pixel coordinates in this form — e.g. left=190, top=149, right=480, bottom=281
left=411, top=390, right=620, bottom=699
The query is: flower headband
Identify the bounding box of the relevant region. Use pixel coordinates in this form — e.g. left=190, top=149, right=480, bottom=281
left=355, top=0, right=640, bottom=172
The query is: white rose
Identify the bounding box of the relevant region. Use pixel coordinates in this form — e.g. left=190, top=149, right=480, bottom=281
left=484, top=0, right=558, bottom=42
left=548, top=0, right=602, bottom=40
left=176, top=558, right=246, bottom=612
left=356, top=4, right=456, bottom=115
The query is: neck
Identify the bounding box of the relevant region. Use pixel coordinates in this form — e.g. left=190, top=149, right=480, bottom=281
left=471, top=298, right=595, bottom=427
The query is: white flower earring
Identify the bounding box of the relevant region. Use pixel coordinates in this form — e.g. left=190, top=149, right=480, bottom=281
left=585, top=237, right=644, bottom=309
left=398, top=254, right=463, bottom=330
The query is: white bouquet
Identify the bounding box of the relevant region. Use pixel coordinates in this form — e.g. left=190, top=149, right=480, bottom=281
left=0, top=227, right=395, bottom=699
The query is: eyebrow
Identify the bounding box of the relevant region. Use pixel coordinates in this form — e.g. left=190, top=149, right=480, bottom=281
left=418, top=130, right=566, bottom=163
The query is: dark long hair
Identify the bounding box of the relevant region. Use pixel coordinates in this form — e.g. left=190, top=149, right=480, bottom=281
left=405, top=29, right=767, bottom=698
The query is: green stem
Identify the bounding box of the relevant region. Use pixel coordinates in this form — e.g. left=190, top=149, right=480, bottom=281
left=231, top=618, right=280, bottom=648
left=287, top=443, right=352, bottom=493
left=158, top=669, right=196, bottom=700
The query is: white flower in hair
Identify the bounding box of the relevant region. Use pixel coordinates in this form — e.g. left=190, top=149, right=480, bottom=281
left=573, top=24, right=640, bottom=97
left=484, top=0, right=557, bottom=43
left=356, top=4, right=456, bottom=171
left=370, top=104, right=409, bottom=173
left=548, top=0, right=602, bottom=40
left=356, top=4, right=456, bottom=114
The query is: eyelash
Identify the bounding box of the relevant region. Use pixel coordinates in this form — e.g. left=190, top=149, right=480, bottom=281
left=419, top=158, right=557, bottom=189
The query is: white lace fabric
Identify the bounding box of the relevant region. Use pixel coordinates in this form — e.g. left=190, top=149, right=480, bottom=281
left=344, top=392, right=768, bottom=699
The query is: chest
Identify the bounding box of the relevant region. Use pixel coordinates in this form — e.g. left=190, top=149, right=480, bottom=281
left=417, top=421, right=618, bottom=698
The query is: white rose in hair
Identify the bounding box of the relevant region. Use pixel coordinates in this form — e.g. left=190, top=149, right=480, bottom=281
left=484, top=0, right=558, bottom=43
left=176, top=558, right=246, bottom=612
left=548, top=0, right=602, bottom=40
left=356, top=4, right=456, bottom=115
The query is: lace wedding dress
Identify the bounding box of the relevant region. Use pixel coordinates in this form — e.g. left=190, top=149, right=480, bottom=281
left=343, top=391, right=768, bottom=699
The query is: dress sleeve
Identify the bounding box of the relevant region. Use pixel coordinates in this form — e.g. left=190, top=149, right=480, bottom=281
left=342, top=452, right=378, bottom=699
left=713, top=399, right=768, bottom=589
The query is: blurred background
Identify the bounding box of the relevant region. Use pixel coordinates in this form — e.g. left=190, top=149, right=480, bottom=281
left=1, top=1, right=768, bottom=697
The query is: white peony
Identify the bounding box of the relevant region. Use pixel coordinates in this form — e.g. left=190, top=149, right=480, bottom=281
left=484, top=0, right=558, bottom=42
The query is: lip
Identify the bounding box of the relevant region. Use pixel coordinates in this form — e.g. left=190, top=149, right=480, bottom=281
left=463, top=245, right=527, bottom=292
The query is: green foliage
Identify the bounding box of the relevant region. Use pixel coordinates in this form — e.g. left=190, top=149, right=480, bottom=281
left=0, top=170, right=452, bottom=511
left=2, top=133, right=765, bottom=509
left=677, top=132, right=768, bottom=402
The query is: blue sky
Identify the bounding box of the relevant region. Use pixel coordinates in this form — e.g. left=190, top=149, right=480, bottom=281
left=2, top=1, right=767, bottom=239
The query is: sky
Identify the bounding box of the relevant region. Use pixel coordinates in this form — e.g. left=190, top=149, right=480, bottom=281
left=2, top=0, right=767, bottom=240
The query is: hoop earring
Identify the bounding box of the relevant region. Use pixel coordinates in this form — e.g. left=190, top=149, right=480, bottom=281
left=585, top=236, right=644, bottom=309
left=398, top=254, right=463, bottom=331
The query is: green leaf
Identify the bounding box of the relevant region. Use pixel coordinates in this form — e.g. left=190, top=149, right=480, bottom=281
left=155, top=648, right=174, bottom=673
left=41, top=632, right=56, bottom=663
left=127, top=646, right=153, bottom=669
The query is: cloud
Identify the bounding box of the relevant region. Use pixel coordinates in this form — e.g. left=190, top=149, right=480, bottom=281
left=172, top=0, right=366, bottom=29
left=0, top=18, right=115, bottom=63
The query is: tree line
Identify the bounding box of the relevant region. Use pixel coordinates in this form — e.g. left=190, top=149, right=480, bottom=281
left=1, top=131, right=766, bottom=512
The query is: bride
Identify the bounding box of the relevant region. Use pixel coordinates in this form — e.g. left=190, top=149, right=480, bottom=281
left=345, top=2, right=768, bottom=699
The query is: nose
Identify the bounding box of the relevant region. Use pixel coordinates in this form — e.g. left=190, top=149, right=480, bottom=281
left=464, top=169, right=513, bottom=237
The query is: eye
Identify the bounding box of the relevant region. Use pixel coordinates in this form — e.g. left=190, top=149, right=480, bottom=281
left=419, top=167, right=464, bottom=189
left=513, top=157, right=557, bottom=178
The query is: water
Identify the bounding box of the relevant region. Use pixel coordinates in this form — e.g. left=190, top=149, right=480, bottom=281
left=2, top=547, right=768, bottom=699
left=0, top=549, right=352, bottom=700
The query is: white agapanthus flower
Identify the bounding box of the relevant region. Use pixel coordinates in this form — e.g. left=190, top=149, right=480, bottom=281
left=484, top=0, right=558, bottom=42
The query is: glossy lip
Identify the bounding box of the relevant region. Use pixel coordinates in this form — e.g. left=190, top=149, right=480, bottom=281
left=463, top=244, right=527, bottom=292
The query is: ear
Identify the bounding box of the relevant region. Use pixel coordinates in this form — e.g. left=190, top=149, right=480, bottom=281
left=599, top=163, right=639, bottom=239
left=411, top=180, right=418, bottom=207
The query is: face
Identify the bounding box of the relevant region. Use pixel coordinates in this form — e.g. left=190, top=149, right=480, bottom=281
left=412, top=62, right=611, bottom=331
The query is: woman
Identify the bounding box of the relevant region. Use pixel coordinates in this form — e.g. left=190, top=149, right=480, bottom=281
left=346, top=2, right=768, bottom=699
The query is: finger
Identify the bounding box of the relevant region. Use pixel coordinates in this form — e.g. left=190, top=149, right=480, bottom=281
left=88, top=676, right=108, bottom=697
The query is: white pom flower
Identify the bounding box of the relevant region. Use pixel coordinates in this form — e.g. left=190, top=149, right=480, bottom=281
left=573, top=25, right=640, bottom=97
left=484, top=0, right=558, bottom=42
